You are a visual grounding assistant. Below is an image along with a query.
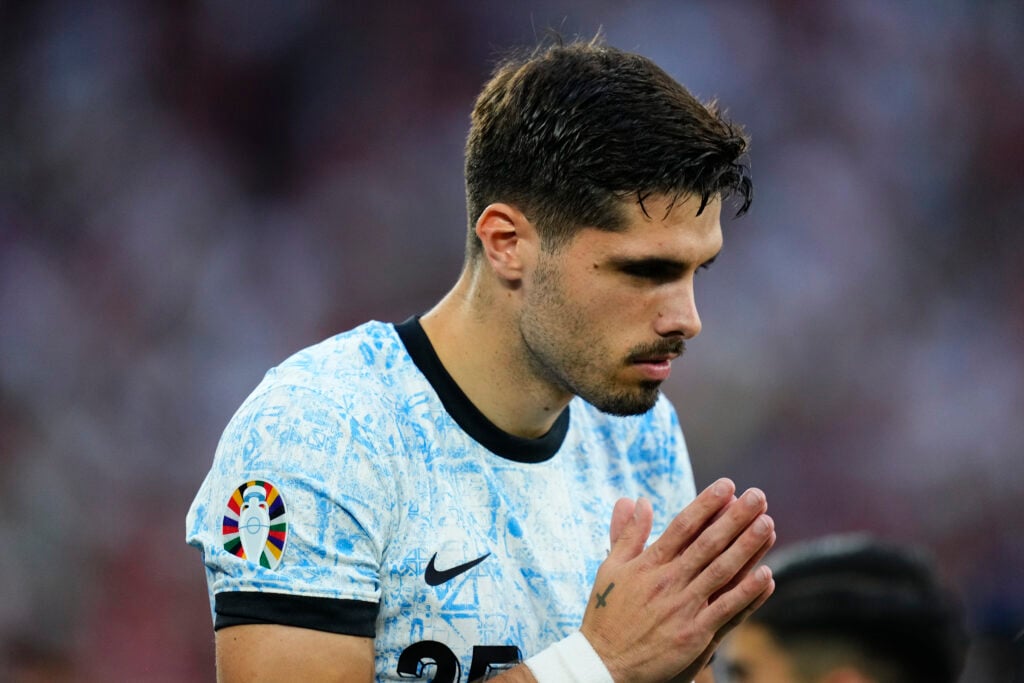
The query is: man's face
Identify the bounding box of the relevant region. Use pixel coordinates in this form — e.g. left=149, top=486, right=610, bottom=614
left=517, top=194, right=722, bottom=415
left=719, top=623, right=801, bottom=683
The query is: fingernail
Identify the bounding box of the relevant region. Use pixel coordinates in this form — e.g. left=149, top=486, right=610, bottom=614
left=712, top=478, right=729, bottom=497
left=744, top=489, right=764, bottom=508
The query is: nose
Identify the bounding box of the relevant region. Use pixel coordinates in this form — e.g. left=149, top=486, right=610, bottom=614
left=653, top=281, right=702, bottom=340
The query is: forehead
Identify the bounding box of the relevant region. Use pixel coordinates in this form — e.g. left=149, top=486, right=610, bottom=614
left=572, top=194, right=723, bottom=258
left=722, top=623, right=796, bottom=681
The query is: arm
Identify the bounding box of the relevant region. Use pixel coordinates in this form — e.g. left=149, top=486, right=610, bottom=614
left=216, top=624, right=375, bottom=683
left=216, top=478, right=770, bottom=683
left=189, top=385, right=391, bottom=683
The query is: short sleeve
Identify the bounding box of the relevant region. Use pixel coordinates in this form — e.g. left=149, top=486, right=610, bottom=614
left=186, top=383, right=397, bottom=636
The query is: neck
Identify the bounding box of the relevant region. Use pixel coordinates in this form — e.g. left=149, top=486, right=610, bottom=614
left=419, top=266, right=571, bottom=439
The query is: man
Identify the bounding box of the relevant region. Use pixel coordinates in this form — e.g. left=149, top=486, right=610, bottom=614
left=187, top=37, right=776, bottom=683
left=718, top=534, right=968, bottom=683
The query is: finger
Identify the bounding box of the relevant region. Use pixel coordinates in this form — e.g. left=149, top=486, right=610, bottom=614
left=686, top=492, right=738, bottom=555
left=671, top=573, right=775, bottom=683
left=609, top=497, right=637, bottom=546
left=700, top=563, right=775, bottom=635
left=708, top=520, right=776, bottom=603
left=710, top=569, right=776, bottom=639
left=646, top=478, right=736, bottom=563
left=686, top=509, right=774, bottom=603
left=674, top=488, right=768, bottom=580
left=607, top=497, right=653, bottom=564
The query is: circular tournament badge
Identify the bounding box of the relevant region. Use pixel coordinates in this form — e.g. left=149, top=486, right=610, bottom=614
left=222, top=480, right=288, bottom=569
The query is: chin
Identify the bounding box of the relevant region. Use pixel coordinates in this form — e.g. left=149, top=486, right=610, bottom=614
left=586, top=386, right=661, bottom=416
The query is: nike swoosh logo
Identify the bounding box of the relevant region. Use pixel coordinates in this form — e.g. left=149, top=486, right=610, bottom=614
left=424, top=552, right=491, bottom=586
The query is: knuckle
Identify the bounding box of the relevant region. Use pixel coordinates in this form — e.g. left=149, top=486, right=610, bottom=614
left=704, top=559, right=733, bottom=587
left=667, top=513, right=699, bottom=541
left=692, top=530, right=719, bottom=557
left=651, top=570, right=675, bottom=597
left=671, top=624, right=699, bottom=649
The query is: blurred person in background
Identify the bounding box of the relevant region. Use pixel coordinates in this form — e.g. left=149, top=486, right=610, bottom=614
left=717, top=533, right=968, bottom=683
left=187, top=37, right=777, bottom=683
left=694, top=664, right=716, bottom=683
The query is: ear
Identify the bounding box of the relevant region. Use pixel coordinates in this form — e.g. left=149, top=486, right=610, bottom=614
left=474, top=203, right=537, bottom=282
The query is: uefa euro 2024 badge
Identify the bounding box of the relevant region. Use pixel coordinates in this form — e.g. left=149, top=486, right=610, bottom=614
left=222, top=481, right=288, bottom=569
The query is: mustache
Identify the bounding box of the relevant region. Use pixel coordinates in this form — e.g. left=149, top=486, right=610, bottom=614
left=627, top=339, right=686, bottom=362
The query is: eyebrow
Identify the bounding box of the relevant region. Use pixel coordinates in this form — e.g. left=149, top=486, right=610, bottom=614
left=723, top=661, right=748, bottom=678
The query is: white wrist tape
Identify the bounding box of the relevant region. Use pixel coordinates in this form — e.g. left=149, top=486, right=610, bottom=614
left=524, top=631, right=614, bottom=683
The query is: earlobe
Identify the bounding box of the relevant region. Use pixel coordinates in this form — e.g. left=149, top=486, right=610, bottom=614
left=475, top=203, right=535, bottom=281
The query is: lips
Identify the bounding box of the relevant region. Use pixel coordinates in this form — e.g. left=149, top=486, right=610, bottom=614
left=631, top=355, right=677, bottom=381
left=629, top=347, right=683, bottom=365
left=628, top=341, right=685, bottom=382
left=632, top=353, right=678, bottom=364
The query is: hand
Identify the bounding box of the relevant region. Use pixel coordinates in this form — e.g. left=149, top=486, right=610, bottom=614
left=579, top=478, right=776, bottom=683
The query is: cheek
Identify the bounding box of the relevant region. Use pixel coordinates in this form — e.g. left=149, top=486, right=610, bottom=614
left=572, top=290, right=633, bottom=339
left=575, top=274, right=642, bottom=310
left=589, top=286, right=662, bottom=331
left=547, top=274, right=605, bottom=320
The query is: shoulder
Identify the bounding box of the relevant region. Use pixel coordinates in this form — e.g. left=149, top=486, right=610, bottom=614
left=215, top=321, right=425, bottom=464
left=269, top=320, right=407, bottom=390
left=237, top=320, right=418, bottom=412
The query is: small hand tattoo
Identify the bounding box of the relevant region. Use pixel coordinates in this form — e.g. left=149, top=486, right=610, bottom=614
left=595, top=582, right=615, bottom=608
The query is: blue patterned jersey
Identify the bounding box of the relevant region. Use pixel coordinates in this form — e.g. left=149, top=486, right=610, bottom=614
left=186, top=318, right=695, bottom=682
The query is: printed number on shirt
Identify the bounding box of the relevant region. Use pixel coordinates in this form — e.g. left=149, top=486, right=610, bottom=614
left=398, top=641, right=521, bottom=682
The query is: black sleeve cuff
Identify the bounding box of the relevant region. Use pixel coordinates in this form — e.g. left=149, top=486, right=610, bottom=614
left=215, top=591, right=379, bottom=637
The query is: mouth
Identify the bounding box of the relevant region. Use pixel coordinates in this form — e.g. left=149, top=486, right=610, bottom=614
left=630, top=357, right=674, bottom=382
left=631, top=352, right=679, bottom=364
left=628, top=342, right=685, bottom=382
left=628, top=340, right=685, bottom=364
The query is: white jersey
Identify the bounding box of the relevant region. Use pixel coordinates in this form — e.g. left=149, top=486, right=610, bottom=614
left=186, top=318, right=695, bottom=682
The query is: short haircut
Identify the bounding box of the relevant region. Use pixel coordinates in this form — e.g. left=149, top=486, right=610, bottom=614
left=752, top=534, right=968, bottom=683
left=463, top=36, right=752, bottom=259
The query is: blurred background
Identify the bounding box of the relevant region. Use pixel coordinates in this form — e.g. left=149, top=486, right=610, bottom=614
left=1, top=1, right=1021, bottom=681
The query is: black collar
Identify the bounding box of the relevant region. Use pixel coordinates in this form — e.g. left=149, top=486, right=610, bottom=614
left=395, top=316, right=569, bottom=463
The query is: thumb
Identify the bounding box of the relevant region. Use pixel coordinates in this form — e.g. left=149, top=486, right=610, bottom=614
left=607, top=497, right=653, bottom=564
left=609, top=497, right=636, bottom=545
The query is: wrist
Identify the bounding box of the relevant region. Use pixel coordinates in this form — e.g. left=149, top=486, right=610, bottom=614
left=525, top=631, right=615, bottom=683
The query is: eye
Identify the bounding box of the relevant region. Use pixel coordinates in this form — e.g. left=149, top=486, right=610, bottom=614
left=619, top=260, right=684, bottom=284
left=622, top=264, right=661, bottom=279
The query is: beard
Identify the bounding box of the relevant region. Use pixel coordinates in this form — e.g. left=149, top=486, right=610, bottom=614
left=518, top=260, right=682, bottom=417
left=521, top=329, right=668, bottom=416
left=581, top=379, right=664, bottom=417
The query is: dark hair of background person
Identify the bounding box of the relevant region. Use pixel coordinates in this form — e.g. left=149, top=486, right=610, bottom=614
left=463, top=35, right=752, bottom=260
left=751, top=533, right=969, bottom=683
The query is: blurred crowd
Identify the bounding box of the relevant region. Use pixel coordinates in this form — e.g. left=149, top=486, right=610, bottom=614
left=1, top=1, right=1021, bottom=680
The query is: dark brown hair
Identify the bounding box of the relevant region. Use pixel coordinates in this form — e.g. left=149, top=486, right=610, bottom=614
left=464, top=37, right=752, bottom=258
left=753, top=534, right=968, bottom=683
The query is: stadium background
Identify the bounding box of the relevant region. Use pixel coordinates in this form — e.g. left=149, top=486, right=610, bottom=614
left=1, top=1, right=1021, bottom=680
